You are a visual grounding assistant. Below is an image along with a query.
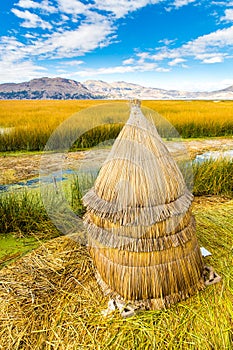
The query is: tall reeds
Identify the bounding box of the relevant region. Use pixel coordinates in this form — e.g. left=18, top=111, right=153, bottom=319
left=0, top=191, right=57, bottom=236
left=1, top=158, right=232, bottom=236
left=0, top=100, right=233, bottom=152
left=143, top=100, right=233, bottom=138
left=193, top=158, right=233, bottom=197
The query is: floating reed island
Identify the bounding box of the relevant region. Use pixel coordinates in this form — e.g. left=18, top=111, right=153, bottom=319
left=83, top=101, right=205, bottom=310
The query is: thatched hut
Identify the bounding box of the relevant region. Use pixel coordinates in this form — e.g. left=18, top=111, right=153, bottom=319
left=82, top=102, right=204, bottom=310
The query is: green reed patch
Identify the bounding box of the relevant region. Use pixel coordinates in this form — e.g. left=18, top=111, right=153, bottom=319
left=0, top=159, right=232, bottom=237
left=193, top=158, right=233, bottom=197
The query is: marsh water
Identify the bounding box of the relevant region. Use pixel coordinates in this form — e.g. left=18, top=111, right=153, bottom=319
left=0, top=146, right=232, bottom=193
left=195, top=149, right=233, bottom=163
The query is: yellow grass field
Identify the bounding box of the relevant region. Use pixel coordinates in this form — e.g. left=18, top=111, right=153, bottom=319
left=143, top=100, right=233, bottom=125
left=0, top=99, right=233, bottom=127
left=0, top=100, right=232, bottom=152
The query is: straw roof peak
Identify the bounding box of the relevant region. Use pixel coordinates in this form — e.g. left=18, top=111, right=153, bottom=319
left=126, top=104, right=160, bottom=137
left=83, top=104, right=190, bottom=221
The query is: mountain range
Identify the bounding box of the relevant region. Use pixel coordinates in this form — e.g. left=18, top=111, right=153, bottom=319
left=0, top=77, right=232, bottom=100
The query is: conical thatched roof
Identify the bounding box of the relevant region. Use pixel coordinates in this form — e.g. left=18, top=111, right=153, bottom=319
left=83, top=103, right=204, bottom=309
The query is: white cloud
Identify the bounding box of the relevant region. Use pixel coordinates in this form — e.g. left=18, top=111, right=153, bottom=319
left=202, top=56, right=224, bottom=63
left=182, top=26, right=233, bottom=55
left=221, top=9, right=233, bottom=22
left=139, top=62, right=158, bottom=70
left=12, top=9, right=52, bottom=29
left=0, top=36, right=26, bottom=63
left=168, top=58, right=186, bottom=66
left=37, top=20, right=115, bottom=58
left=212, top=1, right=233, bottom=6
left=156, top=67, right=171, bottom=72
left=141, top=25, right=233, bottom=64
left=123, top=58, right=135, bottom=65
left=0, top=60, right=47, bottom=83
left=151, top=49, right=180, bottom=61
left=165, top=0, right=196, bottom=11
left=62, top=60, right=84, bottom=66
left=194, top=53, right=225, bottom=60
left=61, top=14, right=69, bottom=21
left=172, top=0, right=196, bottom=8
left=92, top=0, right=162, bottom=18
left=136, top=52, right=150, bottom=60
left=57, top=0, right=88, bottom=15
left=15, top=0, right=57, bottom=13
left=24, top=33, right=37, bottom=38
left=73, top=61, right=158, bottom=77
left=117, top=25, right=233, bottom=74
left=2, top=16, right=115, bottom=60
left=159, top=38, right=176, bottom=46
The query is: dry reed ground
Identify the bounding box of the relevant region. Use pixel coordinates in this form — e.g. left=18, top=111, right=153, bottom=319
left=1, top=137, right=233, bottom=185
left=0, top=197, right=232, bottom=350
left=0, top=152, right=85, bottom=185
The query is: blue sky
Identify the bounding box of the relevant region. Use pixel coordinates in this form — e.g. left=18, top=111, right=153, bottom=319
left=0, top=0, right=233, bottom=91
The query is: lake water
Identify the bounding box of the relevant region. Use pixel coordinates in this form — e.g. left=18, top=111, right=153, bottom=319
left=1, top=148, right=232, bottom=192
left=195, top=149, right=233, bottom=163
left=0, top=169, right=78, bottom=192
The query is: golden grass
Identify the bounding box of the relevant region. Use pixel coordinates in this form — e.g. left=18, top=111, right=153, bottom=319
left=0, top=199, right=232, bottom=350
left=142, top=101, right=233, bottom=138
left=0, top=100, right=232, bottom=129
left=143, top=100, right=233, bottom=128
left=0, top=101, right=128, bottom=151
left=0, top=100, right=98, bottom=128
left=0, top=100, right=232, bottom=152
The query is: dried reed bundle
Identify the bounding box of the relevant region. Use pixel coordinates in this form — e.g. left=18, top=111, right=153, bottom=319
left=0, top=201, right=231, bottom=349
left=0, top=236, right=104, bottom=350
left=83, top=103, right=205, bottom=308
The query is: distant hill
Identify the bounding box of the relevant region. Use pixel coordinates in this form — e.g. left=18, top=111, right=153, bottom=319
left=0, top=77, right=97, bottom=100
left=0, top=77, right=233, bottom=100
left=83, top=80, right=233, bottom=100
left=219, top=85, right=233, bottom=92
